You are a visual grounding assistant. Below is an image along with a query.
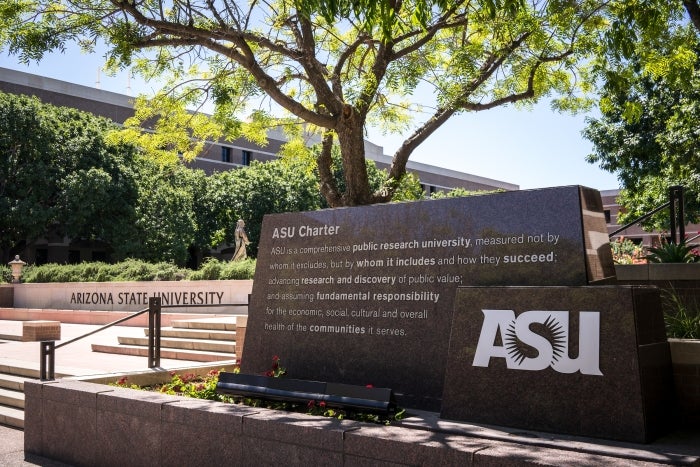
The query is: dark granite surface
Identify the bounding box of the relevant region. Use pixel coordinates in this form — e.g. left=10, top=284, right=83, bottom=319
left=242, top=186, right=615, bottom=410
left=441, top=286, right=674, bottom=443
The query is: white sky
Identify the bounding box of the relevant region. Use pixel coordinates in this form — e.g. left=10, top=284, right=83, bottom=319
left=0, top=48, right=620, bottom=191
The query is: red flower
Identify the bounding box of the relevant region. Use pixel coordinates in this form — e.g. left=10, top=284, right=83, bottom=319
left=272, top=355, right=280, bottom=362
left=366, top=384, right=374, bottom=388
left=117, top=376, right=128, bottom=386
left=307, top=400, right=316, bottom=409
left=265, top=370, right=274, bottom=377
left=319, top=401, right=326, bottom=408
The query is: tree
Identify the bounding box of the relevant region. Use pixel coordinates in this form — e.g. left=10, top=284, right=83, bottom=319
left=585, top=2, right=700, bottom=230
left=0, top=91, right=139, bottom=262
left=1, top=0, right=608, bottom=206
left=212, top=158, right=323, bottom=257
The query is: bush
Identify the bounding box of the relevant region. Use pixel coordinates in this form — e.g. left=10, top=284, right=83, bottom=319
left=188, top=258, right=256, bottom=280
left=610, top=238, right=646, bottom=264
left=16, top=258, right=255, bottom=282
left=662, top=288, right=700, bottom=339
left=0, top=265, right=11, bottom=283
left=647, top=240, right=699, bottom=263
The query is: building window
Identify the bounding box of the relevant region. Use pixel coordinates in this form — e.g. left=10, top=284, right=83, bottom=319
left=604, top=209, right=611, bottom=223
left=242, top=150, right=251, bottom=166
left=221, top=146, right=232, bottom=163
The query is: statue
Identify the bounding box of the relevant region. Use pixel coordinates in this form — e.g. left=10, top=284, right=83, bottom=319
left=232, top=219, right=251, bottom=261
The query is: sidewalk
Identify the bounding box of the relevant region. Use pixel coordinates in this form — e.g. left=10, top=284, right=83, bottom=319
left=1, top=319, right=699, bottom=466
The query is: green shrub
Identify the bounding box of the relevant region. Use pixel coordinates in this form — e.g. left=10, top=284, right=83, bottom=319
left=17, top=258, right=255, bottom=282
left=610, top=238, right=646, bottom=264
left=0, top=265, right=11, bottom=283
left=662, top=288, right=700, bottom=339
left=647, top=241, right=699, bottom=263
left=188, top=258, right=256, bottom=280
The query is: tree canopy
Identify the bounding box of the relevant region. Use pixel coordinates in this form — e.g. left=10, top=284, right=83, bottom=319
left=0, top=91, right=139, bottom=260
left=584, top=1, right=700, bottom=230
left=1, top=0, right=612, bottom=206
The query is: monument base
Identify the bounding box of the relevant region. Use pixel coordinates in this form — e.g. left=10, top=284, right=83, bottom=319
left=441, top=286, right=675, bottom=443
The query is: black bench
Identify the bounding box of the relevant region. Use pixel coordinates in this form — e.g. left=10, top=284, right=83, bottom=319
left=216, top=372, right=396, bottom=413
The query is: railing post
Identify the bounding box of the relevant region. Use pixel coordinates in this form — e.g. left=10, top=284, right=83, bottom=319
left=40, top=341, right=55, bottom=381
left=148, top=296, right=161, bottom=368
left=669, top=186, right=685, bottom=243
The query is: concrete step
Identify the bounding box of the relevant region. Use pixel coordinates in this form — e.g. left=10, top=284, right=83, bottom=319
left=145, top=327, right=236, bottom=341
left=0, top=362, right=73, bottom=380
left=117, top=336, right=236, bottom=353
left=91, top=344, right=236, bottom=362
left=0, top=387, right=24, bottom=409
left=0, top=403, right=24, bottom=429
left=0, top=373, right=27, bottom=391
left=171, top=317, right=239, bottom=331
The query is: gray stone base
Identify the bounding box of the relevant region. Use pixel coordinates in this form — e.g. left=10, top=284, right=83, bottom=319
left=25, top=379, right=690, bottom=466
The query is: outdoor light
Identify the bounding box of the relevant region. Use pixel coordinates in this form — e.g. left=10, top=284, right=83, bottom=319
left=8, top=255, right=26, bottom=283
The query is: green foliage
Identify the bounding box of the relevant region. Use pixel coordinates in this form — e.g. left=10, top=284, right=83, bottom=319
left=18, top=258, right=256, bottom=282
left=188, top=258, right=256, bottom=280
left=646, top=241, right=700, bottom=263
left=586, top=3, right=700, bottom=228
left=214, top=159, right=323, bottom=257
left=609, top=238, right=646, bottom=264
left=0, top=0, right=609, bottom=205
left=21, top=259, right=193, bottom=282
left=430, top=188, right=503, bottom=199
left=0, top=265, right=10, bottom=283
left=0, top=90, right=139, bottom=258
left=116, top=361, right=406, bottom=425
left=662, top=288, right=700, bottom=339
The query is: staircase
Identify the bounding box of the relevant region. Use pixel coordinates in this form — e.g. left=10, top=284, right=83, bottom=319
left=91, top=316, right=246, bottom=363
left=0, top=369, right=29, bottom=429
left=0, top=317, right=246, bottom=429
left=0, top=364, right=73, bottom=429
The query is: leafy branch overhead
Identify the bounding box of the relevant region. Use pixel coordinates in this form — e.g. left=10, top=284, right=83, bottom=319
left=2, top=1, right=618, bottom=205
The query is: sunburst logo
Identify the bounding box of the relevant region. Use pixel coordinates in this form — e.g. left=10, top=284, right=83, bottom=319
left=473, top=310, right=603, bottom=376
left=504, top=314, right=567, bottom=366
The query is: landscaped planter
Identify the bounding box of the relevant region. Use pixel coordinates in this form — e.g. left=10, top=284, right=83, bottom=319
left=615, top=263, right=700, bottom=282
left=668, top=339, right=700, bottom=426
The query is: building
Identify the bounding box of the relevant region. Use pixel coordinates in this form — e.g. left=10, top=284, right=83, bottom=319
left=602, top=189, right=700, bottom=247
left=0, top=67, right=518, bottom=264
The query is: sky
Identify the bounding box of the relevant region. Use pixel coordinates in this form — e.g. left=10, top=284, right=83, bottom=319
left=0, top=49, right=621, bottom=192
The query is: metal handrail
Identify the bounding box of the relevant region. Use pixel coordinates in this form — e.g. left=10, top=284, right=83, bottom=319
left=54, top=306, right=150, bottom=351
left=609, top=201, right=670, bottom=238
left=609, top=185, right=687, bottom=243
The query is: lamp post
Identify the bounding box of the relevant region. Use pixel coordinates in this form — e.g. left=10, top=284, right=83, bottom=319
left=8, top=255, right=26, bottom=283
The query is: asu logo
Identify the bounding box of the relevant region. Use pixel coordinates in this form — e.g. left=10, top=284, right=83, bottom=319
left=472, top=310, right=603, bottom=376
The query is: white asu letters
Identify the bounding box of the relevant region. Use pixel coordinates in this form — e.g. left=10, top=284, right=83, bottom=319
left=472, top=309, right=603, bottom=376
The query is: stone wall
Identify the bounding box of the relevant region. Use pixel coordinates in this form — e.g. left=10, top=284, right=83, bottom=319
left=0, top=285, right=12, bottom=307
left=11, top=280, right=253, bottom=314
left=24, top=379, right=669, bottom=466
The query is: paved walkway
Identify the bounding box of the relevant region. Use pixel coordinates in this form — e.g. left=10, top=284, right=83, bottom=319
left=1, top=319, right=699, bottom=466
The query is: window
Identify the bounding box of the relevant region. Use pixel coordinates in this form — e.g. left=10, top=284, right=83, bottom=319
left=221, top=146, right=232, bottom=163
left=242, top=150, right=251, bottom=166
left=604, top=209, right=611, bottom=223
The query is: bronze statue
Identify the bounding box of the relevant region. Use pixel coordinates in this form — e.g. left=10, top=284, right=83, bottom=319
left=232, top=219, right=251, bottom=261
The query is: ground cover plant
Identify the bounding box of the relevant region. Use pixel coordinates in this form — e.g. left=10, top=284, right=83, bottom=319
left=114, top=357, right=406, bottom=425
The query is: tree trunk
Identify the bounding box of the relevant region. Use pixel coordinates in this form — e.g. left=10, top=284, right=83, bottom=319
left=335, top=105, right=372, bottom=206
